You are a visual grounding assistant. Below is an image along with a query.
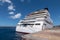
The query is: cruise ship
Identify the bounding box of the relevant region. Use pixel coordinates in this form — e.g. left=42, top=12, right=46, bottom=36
left=16, top=8, right=53, bottom=34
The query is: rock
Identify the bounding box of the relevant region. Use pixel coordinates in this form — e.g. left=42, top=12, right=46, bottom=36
left=22, top=30, right=60, bottom=40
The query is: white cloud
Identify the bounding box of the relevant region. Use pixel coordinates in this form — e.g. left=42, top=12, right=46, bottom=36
left=0, top=0, right=12, bottom=3
left=0, top=0, right=21, bottom=19
left=0, top=0, right=15, bottom=11
left=20, top=0, right=31, bottom=2
left=0, top=0, right=1, bottom=1
left=9, top=12, right=14, bottom=14
left=10, top=13, right=21, bottom=19
left=8, top=5, right=15, bottom=11
left=20, top=0, right=24, bottom=2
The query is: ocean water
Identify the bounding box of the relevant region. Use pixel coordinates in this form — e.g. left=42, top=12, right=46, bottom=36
left=0, top=27, right=22, bottom=40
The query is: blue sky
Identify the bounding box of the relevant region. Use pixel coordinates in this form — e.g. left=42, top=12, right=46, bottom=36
left=0, top=0, right=60, bottom=26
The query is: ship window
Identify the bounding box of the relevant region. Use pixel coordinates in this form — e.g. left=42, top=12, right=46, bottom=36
left=35, top=23, right=40, bottom=25
left=44, top=24, right=46, bottom=26
left=22, top=24, right=27, bottom=27
left=45, top=20, right=52, bottom=25
left=22, top=24, right=34, bottom=27
left=41, top=12, right=46, bottom=13
left=45, top=16, right=47, bottom=18
left=27, top=24, right=34, bottom=25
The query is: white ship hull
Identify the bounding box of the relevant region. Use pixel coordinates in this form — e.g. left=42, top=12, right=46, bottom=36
left=16, top=21, right=53, bottom=33
left=16, top=8, right=53, bottom=34
left=16, top=21, right=43, bottom=33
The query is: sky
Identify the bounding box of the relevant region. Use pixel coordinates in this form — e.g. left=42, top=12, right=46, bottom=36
left=0, top=0, right=60, bottom=26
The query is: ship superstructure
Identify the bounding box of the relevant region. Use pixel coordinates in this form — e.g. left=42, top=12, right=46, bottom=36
left=16, top=8, right=53, bottom=34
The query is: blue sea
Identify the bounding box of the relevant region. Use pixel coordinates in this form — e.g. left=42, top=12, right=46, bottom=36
left=0, top=27, right=22, bottom=40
